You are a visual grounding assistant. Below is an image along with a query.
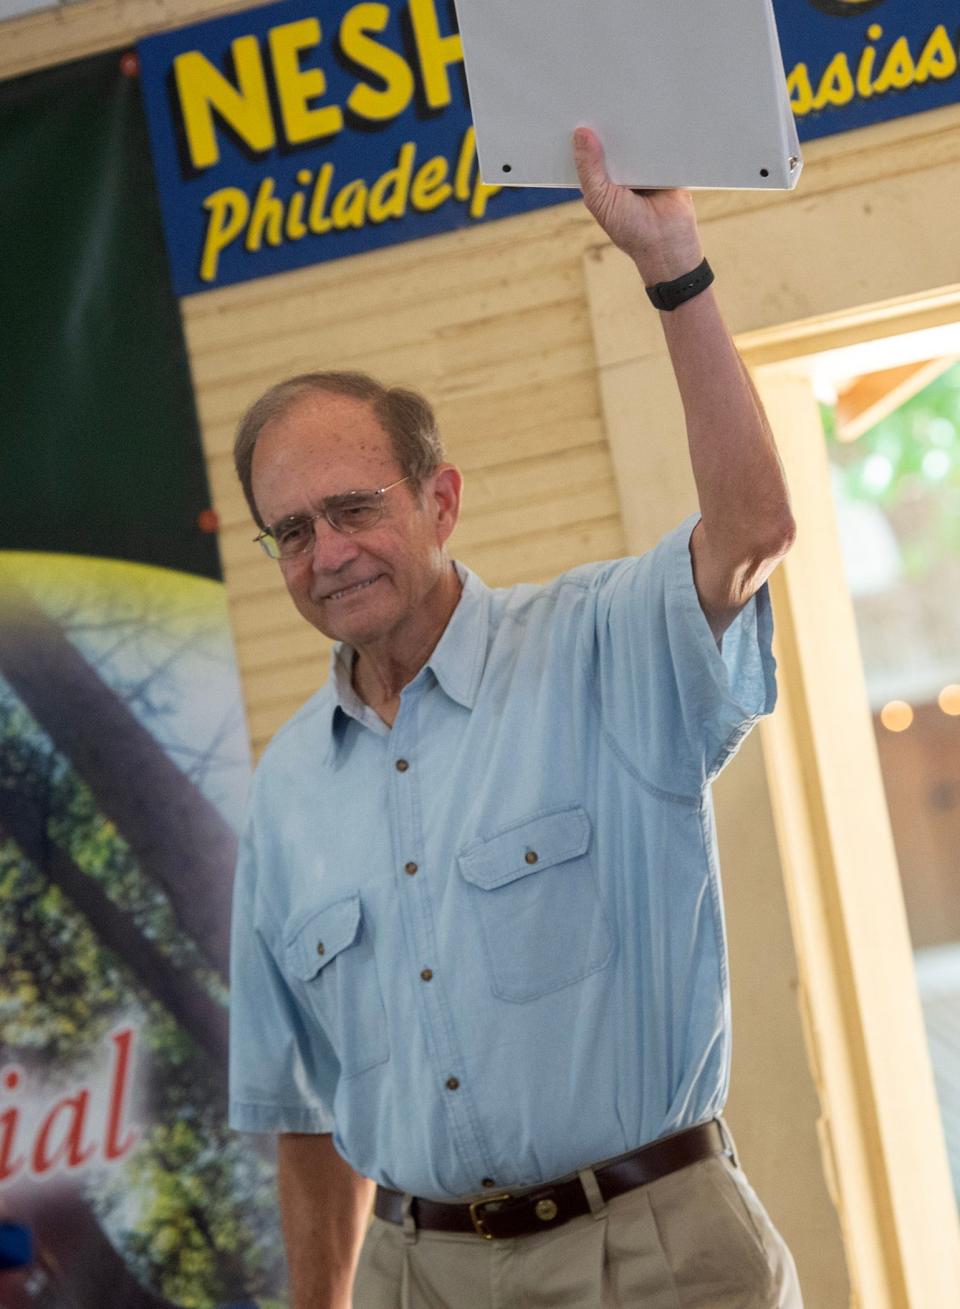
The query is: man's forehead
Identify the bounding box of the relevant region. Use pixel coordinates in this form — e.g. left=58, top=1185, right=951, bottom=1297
left=255, top=392, right=394, bottom=475
left=250, top=390, right=402, bottom=524
left=268, top=389, right=388, bottom=445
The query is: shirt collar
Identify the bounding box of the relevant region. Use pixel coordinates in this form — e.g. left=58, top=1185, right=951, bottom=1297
left=320, top=562, right=491, bottom=760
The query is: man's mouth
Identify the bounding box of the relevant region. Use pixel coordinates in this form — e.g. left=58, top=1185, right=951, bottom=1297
left=323, top=576, right=381, bottom=602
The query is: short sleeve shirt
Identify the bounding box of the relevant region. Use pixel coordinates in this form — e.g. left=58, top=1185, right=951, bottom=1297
left=228, top=515, right=777, bottom=1200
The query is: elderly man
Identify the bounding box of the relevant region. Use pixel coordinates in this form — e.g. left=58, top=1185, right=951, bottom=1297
left=228, top=130, right=802, bottom=1308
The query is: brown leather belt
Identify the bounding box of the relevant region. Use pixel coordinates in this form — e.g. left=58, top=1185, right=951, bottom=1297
left=374, top=1118, right=727, bottom=1240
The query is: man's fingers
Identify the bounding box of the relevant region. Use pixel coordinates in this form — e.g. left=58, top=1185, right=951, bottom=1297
left=572, top=126, right=609, bottom=203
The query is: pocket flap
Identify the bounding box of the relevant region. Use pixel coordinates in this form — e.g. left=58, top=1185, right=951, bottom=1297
left=284, top=893, right=362, bottom=981
left=458, top=806, right=591, bottom=890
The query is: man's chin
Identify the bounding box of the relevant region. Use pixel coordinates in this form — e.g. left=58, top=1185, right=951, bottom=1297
left=301, top=602, right=388, bottom=648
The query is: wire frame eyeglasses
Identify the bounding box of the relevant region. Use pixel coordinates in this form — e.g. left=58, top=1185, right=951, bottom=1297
left=254, top=477, right=410, bottom=560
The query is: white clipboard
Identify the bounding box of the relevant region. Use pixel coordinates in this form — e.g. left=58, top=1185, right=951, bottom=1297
left=451, top=0, right=802, bottom=191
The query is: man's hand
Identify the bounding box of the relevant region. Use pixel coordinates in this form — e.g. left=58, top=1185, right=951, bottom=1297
left=572, top=127, right=704, bottom=285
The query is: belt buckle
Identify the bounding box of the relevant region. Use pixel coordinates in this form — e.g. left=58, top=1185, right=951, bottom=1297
left=468, top=1192, right=512, bottom=1239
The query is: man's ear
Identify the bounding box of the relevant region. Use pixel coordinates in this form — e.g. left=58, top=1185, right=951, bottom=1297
left=431, top=464, right=463, bottom=545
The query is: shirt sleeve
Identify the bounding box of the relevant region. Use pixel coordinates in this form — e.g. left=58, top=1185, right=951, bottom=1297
left=583, top=513, right=777, bottom=798
left=228, top=819, right=338, bottom=1134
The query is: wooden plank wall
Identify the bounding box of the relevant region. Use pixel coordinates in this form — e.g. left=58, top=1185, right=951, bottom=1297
left=0, top=0, right=260, bottom=80
left=182, top=204, right=626, bottom=753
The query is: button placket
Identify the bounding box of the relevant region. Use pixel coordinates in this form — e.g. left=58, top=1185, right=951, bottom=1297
left=386, top=700, right=490, bottom=1181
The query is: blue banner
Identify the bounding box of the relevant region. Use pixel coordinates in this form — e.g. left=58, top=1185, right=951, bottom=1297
left=776, top=0, right=960, bottom=140
left=138, top=0, right=569, bottom=295
left=137, top=0, right=960, bottom=296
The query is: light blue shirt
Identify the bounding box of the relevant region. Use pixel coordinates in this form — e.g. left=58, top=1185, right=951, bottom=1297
left=228, top=515, right=776, bottom=1200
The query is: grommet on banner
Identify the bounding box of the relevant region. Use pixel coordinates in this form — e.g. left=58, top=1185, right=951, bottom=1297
left=119, top=52, right=139, bottom=78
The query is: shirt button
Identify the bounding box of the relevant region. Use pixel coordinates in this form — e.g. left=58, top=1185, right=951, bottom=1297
left=445, top=1076, right=460, bottom=1091
left=395, top=758, right=409, bottom=772
left=481, top=1178, right=496, bottom=1189
left=316, top=942, right=325, bottom=956
left=420, top=968, right=433, bottom=982
left=404, top=862, right=418, bottom=876
left=525, top=851, right=538, bottom=865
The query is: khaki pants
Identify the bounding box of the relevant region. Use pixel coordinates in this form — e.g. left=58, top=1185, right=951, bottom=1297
left=353, top=1142, right=803, bottom=1307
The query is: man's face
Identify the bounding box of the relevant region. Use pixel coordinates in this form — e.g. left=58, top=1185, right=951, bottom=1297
left=250, top=390, right=459, bottom=648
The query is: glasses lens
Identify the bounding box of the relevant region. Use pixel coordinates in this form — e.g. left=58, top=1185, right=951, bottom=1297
left=257, top=532, right=281, bottom=559
left=327, top=493, right=382, bottom=533
left=272, top=518, right=315, bottom=558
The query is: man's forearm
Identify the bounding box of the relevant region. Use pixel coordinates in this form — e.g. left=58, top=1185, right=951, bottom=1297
left=278, top=1132, right=375, bottom=1309
left=653, top=280, right=794, bottom=563
left=572, top=127, right=796, bottom=624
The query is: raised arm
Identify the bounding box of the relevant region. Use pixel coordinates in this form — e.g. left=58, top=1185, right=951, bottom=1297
left=277, top=1132, right=375, bottom=1309
left=573, top=127, right=796, bottom=641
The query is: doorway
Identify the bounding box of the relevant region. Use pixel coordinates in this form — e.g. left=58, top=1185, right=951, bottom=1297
left=750, top=311, right=960, bottom=1309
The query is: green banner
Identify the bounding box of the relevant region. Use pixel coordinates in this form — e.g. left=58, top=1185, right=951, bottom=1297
left=0, top=51, right=219, bottom=579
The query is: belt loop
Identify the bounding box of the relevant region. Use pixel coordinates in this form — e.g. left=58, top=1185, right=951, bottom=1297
left=717, top=1115, right=740, bottom=1169
left=577, top=1166, right=608, bottom=1220
left=401, top=1192, right=418, bottom=1245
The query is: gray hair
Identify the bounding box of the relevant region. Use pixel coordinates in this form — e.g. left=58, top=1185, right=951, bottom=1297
left=233, top=371, right=445, bottom=528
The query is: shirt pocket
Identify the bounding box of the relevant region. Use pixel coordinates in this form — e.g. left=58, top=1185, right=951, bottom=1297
left=283, top=892, right=389, bottom=1079
left=457, top=805, right=615, bottom=1003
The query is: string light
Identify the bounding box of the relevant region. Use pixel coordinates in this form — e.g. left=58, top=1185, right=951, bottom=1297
left=880, top=700, right=914, bottom=732
left=938, top=685, right=960, bottom=716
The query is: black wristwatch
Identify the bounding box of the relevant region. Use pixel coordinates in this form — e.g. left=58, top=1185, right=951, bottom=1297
left=645, top=258, right=714, bottom=311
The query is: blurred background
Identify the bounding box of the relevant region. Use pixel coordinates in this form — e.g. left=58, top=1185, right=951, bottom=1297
left=818, top=337, right=960, bottom=1204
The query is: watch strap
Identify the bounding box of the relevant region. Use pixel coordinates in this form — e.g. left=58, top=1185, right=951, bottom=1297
left=645, top=258, right=714, bottom=311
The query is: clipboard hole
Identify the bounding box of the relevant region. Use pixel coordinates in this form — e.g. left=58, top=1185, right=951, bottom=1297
left=759, top=168, right=770, bottom=178
left=502, top=164, right=512, bottom=173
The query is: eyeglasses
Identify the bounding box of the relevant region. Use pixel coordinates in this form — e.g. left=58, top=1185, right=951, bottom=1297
left=254, top=476, right=410, bottom=560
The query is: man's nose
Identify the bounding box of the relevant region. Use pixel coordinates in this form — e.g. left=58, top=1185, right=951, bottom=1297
left=310, top=515, right=362, bottom=569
